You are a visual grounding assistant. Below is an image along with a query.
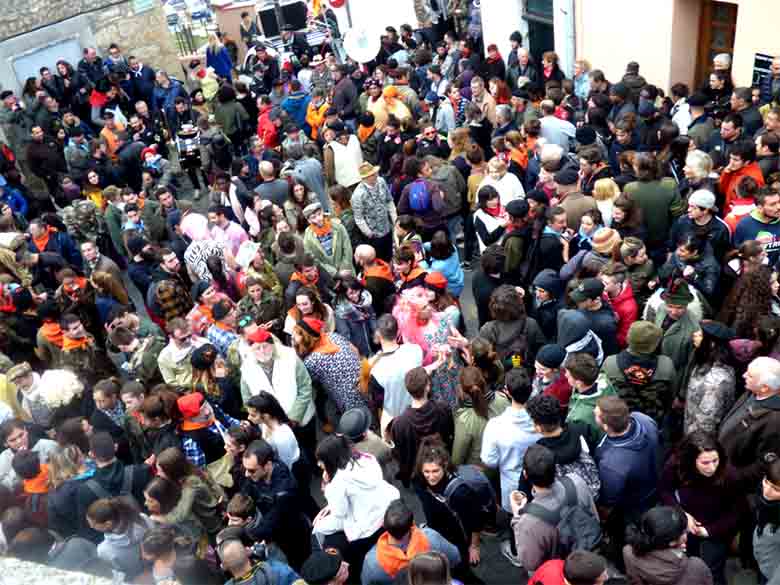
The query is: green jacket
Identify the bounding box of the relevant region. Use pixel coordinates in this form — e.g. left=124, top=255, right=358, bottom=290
left=214, top=100, right=249, bottom=137
left=104, top=203, right=126, bottom=257
left=601, top=352, right=677, bottom=424
left=452, top=393, right=511, bottom=466
left=566, top=375, right=617, bottom=444
left=652, top=304, right=700, bottom=373
left=302, top=218, right=354, bottom=277
left=624, top=178, right=684, bottom=246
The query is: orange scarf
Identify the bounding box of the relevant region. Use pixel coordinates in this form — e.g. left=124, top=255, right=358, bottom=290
left=40, top=322, right=64, bottom=348
left=180, top=415, right=216, bottom=431
left=309, top=217, right=333, bottom=238
left=63, top=276, right=87, bottom=298
left=287, top=307, right=326, bottom=323
left=290, top=271, right=319, bottom=288
left=313, top=334, right=339, bottom=355
left=23, top=464, right=49, bottom=495
left=399, top=266, right=426, bottom=284
left=137, top=196, right=146, bottom=210
left=358, top=124, right=376, bottom=143
left=363, top=259, right=394, bottom=283
left=62, top=335, right=92, bottom=352
left=376, top=526, right=431, bottom=578
left=199, top=304, right=214, bottom=323
left=32, top=226, right=54, bottom=253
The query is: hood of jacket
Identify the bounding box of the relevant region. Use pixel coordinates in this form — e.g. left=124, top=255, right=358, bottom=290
left=334, top=453, right=383, bottom=491
left=557, top=309, right=591, bottom=347
left=626, top=548, right=690, bottom=585
left=603, top=412, right=655, bottom=452
left=408, top=401, right=451, bottom=438
left=93, top=460, right=130, bottom=494
left=538, top=423, right=583, bottom=465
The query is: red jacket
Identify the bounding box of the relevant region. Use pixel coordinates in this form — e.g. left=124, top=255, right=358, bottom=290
left=608, top=284, right=638, bottom=349
left=528, top=559, right=565, bottom=585
left=256, top=105, right=279, bottom=149
left=719, top=161, right=765, bottom=216
left=542, top=374, right=572, bottom=413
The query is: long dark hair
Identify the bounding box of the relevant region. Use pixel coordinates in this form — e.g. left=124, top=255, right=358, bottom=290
left=459, top=366, right=489, bottom=419
left=625, top=506, right=687, bottom=556
left=145, top=477, right=181, bottom=514
left=246, top=391, right=290, bottom=425
left=691, top=320, right=732, bottom=367
left=674, top=431, right=728, bottom=486
left=157, top=447, right=197, bottom=484
left=414, top=437, right=455, bottom=484
left=316, top=434, right=359, bottom=479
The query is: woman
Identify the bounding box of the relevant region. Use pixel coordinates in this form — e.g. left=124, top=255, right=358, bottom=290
left=294, top=317, right=365, bottom=423
left=573, top=59, right=592, bottom=103
left=190, top=343, right=242, bottom=419
left=612, top=194, right=647, bottom=241
left=448, top=84, right=470, bottom=128
left=333, top=276, right=376, bottom=357
left=658, top=233, right=720, bottom=304
left=408, top=551, right=461, bottom=585
left=472, top=184, right=508, bottom=253
left=91, top=270, right=129, bottom=325
left=424, top=230, right=464, bottom=298
left=592, top=178, right=620, bottom=227
left=329, top=185, right=362, bottom=250
left=755, top=457, right=780, bottom=585
left=488, top=77, right=510, bottom=106
left=620, top=237, right=657, bottom=314
left=313, top=434, right=399, bottom=577
left=659, top=432, right=743, bottom=585
left=187, top=279, right=231, bottom=337
left=469, top=337, right=505, bottom=398
left=531, top=344, right=572, bottom=413
left=478, top=157, right=524, bottom=207
left=566, top=208, right=604, bottom=259
left=540, top=51, right=566, bottom=84
left=213, top=85, right=248, bottom=150
left=483, top=44, right=506, bottom=84
left=83, top=170, right=105, bottom=210
left=154, top=447, right=225, bottom=539
left=623, top=506, right=713, bottom=585
left=245, top=391, right=300, bottom=470
left=479, top=285, right=545, bottom=372
left=54, top=60, right=89, bottom=117
left=206, top=33, right=233, bottom=82
left=680, top=150, right=717, bottom=201
left=144, top=476, right=204, bottom=539
left=284, top=180, right=316, bottom=234
left=683, top=321, right=736, bottom=436
left=718, top=256, right=772, bottom=339
left=284, top=286, right=335, bottom=337
left=86, top=496, right=152, bottom=579
left=452, top=366, right=509, bottom=467
left=46, top=444, right=96, bottom=539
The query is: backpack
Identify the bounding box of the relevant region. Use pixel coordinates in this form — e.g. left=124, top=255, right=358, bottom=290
left=523, top=475, right=601, bottom=557
left=84, top=465, right=136, bottom=503
left=436, top=464, right=498, bottom=539
left=408, top=179, right=432, bottom=212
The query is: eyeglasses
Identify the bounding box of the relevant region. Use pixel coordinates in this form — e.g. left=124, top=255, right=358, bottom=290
left=238, top=315, right=254, bottom=328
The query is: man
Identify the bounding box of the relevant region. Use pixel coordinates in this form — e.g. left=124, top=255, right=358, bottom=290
left=285, top=253, right=335, bottom=307
left=115, top=131, right=146, bottom=192
left=390, top=367, right=454, bottom=486
left=28, top=218, right=82, bottom=269
left=600, top=321, right=676, bottom=426
left=205, top=300, right=239, bottom=358
left=157, top=318, right=207, bottom=388
left=351, top=163, right=397, bottom=261
left=501, top=199, right=531, bottom=285
left=540, top=100, right=575, bottom=151
left=650, top=280, right=700, bottom=372
left=239, top=11, right=259, bottom=48
left=392, top=245, right=428, bottom=293
left=427, top=64, right=448, bottom=98
left=564, top=352, right=617, bottom=444
left=300, top=550, right=349, bottom=585
left=302, top=202, right=353, bottom=277
left=105, top=304, right=165, bottom=374
left=125, top=235, right=156, bottom=297
left=706, top=112, right=744, bottom=171
left=621, top=61, right=647, bottom=98
left=554, top=167, right=596, bottom=232
left=719, top=356, right=780, bottom=485
left=147, top=247, right=194, bottom=325
left=219, top=538, right=303, bottom=585
left=240, top=439, right=311, bottom=569
left=78, top=47, right=107, bottom=85
left=76, top=432, right=152, bottom=540
left=599, top=263, right=638, bottom=349
left=757, top=107, right=780, bottom=141
left=0, top=418, right=58, bottom=490
left=470, top=76, right=497, bottom=126
left=0, top=91, right=29, bottom=161
left=354, top=245, right=395, bottom=314
left=63, top=127, right=90, bottom=184
left=504, top=444, right=598, bottom=572
left=128, top=56, right=156, bottom=106
left=756, top=131, right=780, bottom=181
left=26, top=126, right=67, bottom=198
left=686, top=93, right=715, bottom=149
left=731, top=86, right=763, bottom=137
left=361, top=499, right=461, bottom=585
left=322, top=124, right=364, bottom=190
left=331, top=65, right=358, bottom=129
left=536, top=206, right=568, bottom=273
left=253, top=161, right=289, bottom=208
left=309, top=55, right=333, bottom=94
left=669, top=83, right=691, bottom=135
left=734, top=187, right=780, bottom=265
left=570, top=278, right=619, bottom=358
left=594, top=396, right=659, bottom=545
left=367, top=314, right=423, bottom=435
left=760, top=57, right=780, bottom=105
left=100, top=111, right=126, bottom=162
left=719, top=139, right=766, bottom=215
left=236, top=242, right=282, bottom=298
left=669, top=189, right=732, bottom=261
left=208, top=205, right=248, bottom=258
left=494, top=104, right=518, bottom=139
left=481, top=368, right=540, bottom=512
left=397, top=157, right=447, bottom=240
left=578, top=147, right=612, bottom=197
left=529, top=550, right=609, bottom=585
left=606, top=83, right=636, bottom=130
left=58, top=313, right=104, bottom=384
left=288, top=143, right=328, bottom=212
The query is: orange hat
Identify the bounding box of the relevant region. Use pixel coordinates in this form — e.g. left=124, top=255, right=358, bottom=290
left=383, top=86, right=399, bottom=99
left=298, top=317, right=324, bottom=337
left=246, top=328, right=271, bottom=344
left=177, top=392, right=203, bottom=419
left=424, top=271, right=448, bottom=290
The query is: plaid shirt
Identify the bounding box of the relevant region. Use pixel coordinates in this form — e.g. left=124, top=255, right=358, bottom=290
left=206, top=324, right=239, bottom=358
left=180, top=402, right=241, bottom=468
left=99, top=401, right=126, bottom=427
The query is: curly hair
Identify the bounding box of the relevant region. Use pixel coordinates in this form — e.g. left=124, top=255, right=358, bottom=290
left=489, top=284, right=526, bottom=322
left=718, top=265, right=772, bottom=337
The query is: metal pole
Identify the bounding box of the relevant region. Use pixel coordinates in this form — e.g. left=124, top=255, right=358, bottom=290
left=345, top=0, right=352, bottom=29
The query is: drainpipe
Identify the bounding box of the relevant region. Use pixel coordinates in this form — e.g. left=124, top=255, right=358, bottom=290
left=554, top=0, right=576, bottom=76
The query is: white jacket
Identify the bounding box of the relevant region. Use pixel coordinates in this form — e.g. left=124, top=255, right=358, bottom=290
left=318, top=453, right=400, bottom=542
left=0, top=438, right=58, bottom=490
left=329, top=136, right=364, bottom=188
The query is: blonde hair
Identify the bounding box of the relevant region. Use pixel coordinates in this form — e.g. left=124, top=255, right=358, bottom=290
left=48, top=445, right=84, bottom=489
left=487, top=157, right=507, bottom=173
left=575, top=59, right=592, bottom=73
left=448, top=127, right=472, bottom=159
left=684, top=150, right=713, bottom=182
left=92, top=271, right=130, bottom=305
left=593, top=178, right=621, bottom=202
left=207, top=33, right=223, bottom=51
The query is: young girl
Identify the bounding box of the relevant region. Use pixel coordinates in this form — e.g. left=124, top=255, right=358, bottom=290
left=87, top=496, right=152, bottom=579
left=333, top=276, right=376, bottom=357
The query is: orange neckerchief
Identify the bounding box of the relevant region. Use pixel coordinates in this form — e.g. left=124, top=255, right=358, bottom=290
left=313, top=333, right=339, bottom=355
left=358, top=124, right=376, bottom=143
left=287, top=307, right=326, bottom=323
left=399, top=266, right=426, bottom=283
left=137, top=196, right=146, bottom=211
left=376, top=526, right=431, bottom=578
left=363, top=259, right=394, bottom=283
left=40, top=322, right=64, bottom=348
left=309, top=217, right=333, bottom=238
left=63, top=335, right=92, bottom=352
left=63, top=276, right=87, bottom=297
left=23, top=464, right=49, bottom=495
left=180, top=415, right=215, bottom=431
left=199, top=304, right=214, bottom=323
left=290, top=271, right=319, bottom=288
left=32, top=226, right=54, bottom=253
left=214, top=321, right=234, bottom=332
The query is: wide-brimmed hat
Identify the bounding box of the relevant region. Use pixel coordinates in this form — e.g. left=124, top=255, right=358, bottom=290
left=591, top=228, right=622, bottom=255
left=359, top=162, right=380, bottom=179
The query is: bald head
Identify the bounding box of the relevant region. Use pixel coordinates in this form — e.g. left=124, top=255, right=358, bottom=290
left=259, top=161, right=275, bottom=179
left=354, top=244, right=376, bottom=266
left=219, top=539, right=251, bottom=576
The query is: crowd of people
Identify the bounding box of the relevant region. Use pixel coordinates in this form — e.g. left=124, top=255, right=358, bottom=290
left=1, top=2, right=780, bottom=585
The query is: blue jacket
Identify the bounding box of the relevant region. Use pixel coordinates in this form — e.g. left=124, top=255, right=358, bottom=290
left=130, top=65, right=157, bottom=104
left=423, top=243, right=464, bottom=297
left=153, top=80, right=187, bottom=122
left=207, top=46, right=233, bottom=80
left=361, top=526, right=461, bottom=585
left=595, top=412, right=659, bottom=516
left=28, top=229, right=82, bottom=270
left=1, top=186, right=27, bottom=216
left=735, top=209, right=780, bottom=264
left=224, top=560, right=301, bottom=585
left=281, top=91, right=312, bottom=132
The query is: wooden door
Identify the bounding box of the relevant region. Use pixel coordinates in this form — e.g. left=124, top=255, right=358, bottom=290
left=695, top=1, right=738, bottom=87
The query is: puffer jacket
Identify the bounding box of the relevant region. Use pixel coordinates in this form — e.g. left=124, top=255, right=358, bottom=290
left=657, top=250, right=720, bottom=302
left=623, top=546, right=713, bottom=585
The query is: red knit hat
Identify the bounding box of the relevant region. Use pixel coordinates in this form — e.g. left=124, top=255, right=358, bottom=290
left=140, top=145, right=157, bottom=161
left=246, top=328, right=271, bottom=344
left=177, top=392, right=203, bottom=419
left=424, top=271, right=448, bottom=290
left=298, top=317, right=324, bottom=337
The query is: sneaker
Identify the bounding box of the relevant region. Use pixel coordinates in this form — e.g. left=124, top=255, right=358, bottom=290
left=500, top=540, right=523, bottom=568
left=460, top=260, right=472, bottom=271
left=192, top=188, right=201, bottom=200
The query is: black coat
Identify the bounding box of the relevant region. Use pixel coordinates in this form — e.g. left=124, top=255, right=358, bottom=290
left=130, top=65, right=157, bottom=105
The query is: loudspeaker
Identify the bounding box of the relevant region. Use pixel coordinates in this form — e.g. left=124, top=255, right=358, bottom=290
left=258, top=6, right=279, bottom=38
left=280, top=1, right=307, bottom=30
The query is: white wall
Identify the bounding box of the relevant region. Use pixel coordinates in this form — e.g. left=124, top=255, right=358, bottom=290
left=480, top=0, right=526, bottom=61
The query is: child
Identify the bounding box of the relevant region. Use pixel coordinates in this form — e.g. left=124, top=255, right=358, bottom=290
left=11, top=450, right=49, bottom=527
left=218, top=493, right=289, bottom=564
left=394, top=214, right=424, bottom=260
